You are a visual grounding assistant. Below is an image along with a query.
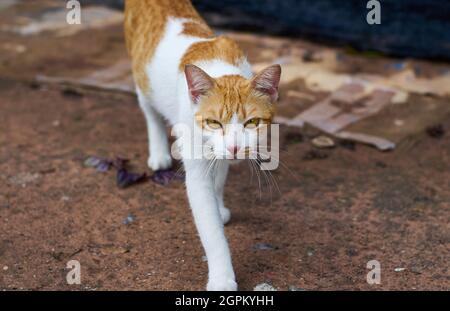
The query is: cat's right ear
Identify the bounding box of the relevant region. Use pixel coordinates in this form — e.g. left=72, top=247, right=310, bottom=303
left=185, top=64, right=215, bottom=104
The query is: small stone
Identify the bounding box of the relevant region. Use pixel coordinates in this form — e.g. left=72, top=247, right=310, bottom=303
left=394, top=119, right=404, bottom=126
left=312, top=136, right=335, bottom=149
left=394, top=267, right=406, bottom=272
left=252, top=243, right=277, bottom=250
left=2, top=266, right=8, bottom=271
left=8, top=172, right=40, bottom=186
left=289, top=285, right=305, bottom=291
left=254, top=283, right=277, bottom=291
left=61, top=196, right=70, bottom=202
left=52, top=120, right=60, bottom=127
left=122, top=214, right=135, bottom=225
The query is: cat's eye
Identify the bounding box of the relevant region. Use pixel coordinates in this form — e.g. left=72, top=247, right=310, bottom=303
left=244, top=118, right=261, bottom=129
left=205, top=119, right=222, bottom=130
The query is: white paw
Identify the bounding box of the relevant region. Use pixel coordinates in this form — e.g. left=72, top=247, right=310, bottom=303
left=147, top=153, right=172, bottom=171
left=219, top=207, right=231, bottom=225
left=207, top=277, right=238, bottom=291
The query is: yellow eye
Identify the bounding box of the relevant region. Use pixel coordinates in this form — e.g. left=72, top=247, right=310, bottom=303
left=206, top=119, right=222, bottom=130
left=244, top=118, right=261, bottom=129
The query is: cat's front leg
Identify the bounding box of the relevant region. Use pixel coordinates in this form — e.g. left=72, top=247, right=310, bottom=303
left=184, top=160, right=237, bottom=291
left=214, top=162, right=231, bottom=225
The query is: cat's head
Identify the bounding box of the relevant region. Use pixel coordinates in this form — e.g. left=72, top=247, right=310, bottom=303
left=185, top=64, right=281, bottom=162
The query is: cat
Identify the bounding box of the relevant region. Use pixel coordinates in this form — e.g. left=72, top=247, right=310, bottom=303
left=124, top=0, right=281, bottom=291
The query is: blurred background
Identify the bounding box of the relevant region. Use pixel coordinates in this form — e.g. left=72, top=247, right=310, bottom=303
left=85, top=0, right=450, bottom=59
left=197, top=0, right=450, bottom=61
left=0, top=0, right=448, bottom=291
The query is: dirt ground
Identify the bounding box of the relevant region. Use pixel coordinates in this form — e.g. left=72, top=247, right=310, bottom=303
left=0, top=2, right=449, bottom=291
left=0, top=78, right=448, bottom=290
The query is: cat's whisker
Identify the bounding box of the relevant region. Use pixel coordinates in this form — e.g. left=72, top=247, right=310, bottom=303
left=253, top=157, right=278, bottom=205
left=259, top=161, right=274, bottom=205
left=249, top=149, right=272, bottom=202
left=250, top=159, right=263, bottom=200
left=262, top=162, right=281, bottom=197
left=251, top=151, right=286, bottom=198
left=209, top=157, right=219, bottom=178
left=203, top=157, right=216, bottom=178
left=255, top=150, right=298, bottom=181
left=247, top=159, right=254, bottom=185
left=173, top=165, right=185, bottom=178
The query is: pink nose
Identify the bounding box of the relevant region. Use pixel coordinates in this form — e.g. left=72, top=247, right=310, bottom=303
left=227, top=145, right=239, bottom=156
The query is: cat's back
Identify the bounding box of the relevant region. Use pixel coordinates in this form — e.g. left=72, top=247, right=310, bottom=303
left=124, top=0, right=214, bottom=94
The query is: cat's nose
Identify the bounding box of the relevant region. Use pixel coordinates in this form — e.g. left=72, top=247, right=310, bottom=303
left=227, top=145, right=239, bottom=156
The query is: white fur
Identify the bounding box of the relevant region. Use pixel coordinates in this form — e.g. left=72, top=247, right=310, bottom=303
left=136, top=18, right=255, bottom=291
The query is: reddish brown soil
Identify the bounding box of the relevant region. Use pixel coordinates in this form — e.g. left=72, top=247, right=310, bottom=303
left=0, top=79, right=448, bottom=291
left=0, top=0, right=449, bottom=291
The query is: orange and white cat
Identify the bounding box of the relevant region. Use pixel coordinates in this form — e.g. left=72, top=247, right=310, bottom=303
left=125, top=0, right=281, bottom=291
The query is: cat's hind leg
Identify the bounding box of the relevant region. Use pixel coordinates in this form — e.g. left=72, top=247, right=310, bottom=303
left=136, top=89, right=172, bottom=171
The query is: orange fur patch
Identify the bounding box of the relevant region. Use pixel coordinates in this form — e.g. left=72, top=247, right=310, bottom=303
left=180, top=36, right=245, bottom=72
left=182, top=21, right=214, bottom=38
left=124, top=0, right=210, bottom=93
left=194, top=75, right=275, bottom=128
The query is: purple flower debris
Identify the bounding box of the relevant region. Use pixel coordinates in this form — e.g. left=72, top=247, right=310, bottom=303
left=84, top=155, right=184, bottom=188
left=151, top=169, right=185, bottom=186
left=83, top=156, right=112, bottom=172
left=84, top=155, right=147, bottom=188
left=117, top=168, right=147, bottom=189
left=84, top=156, right=130, bottom=173
left=112, top=157, right=129, bottom=170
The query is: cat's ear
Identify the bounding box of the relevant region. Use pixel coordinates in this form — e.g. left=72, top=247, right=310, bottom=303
left=251, top=64, right=281, bottom=102
left=185, top=64, right=215, bottom=104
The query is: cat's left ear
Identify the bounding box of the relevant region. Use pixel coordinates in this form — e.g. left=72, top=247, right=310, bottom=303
left=185, top=64, right=215, bottom=104
left=251, top=64, right=281, bottom=102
